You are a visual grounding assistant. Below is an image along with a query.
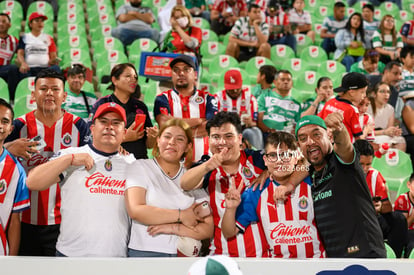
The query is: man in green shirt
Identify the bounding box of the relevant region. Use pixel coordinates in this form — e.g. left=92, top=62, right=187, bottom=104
left=62, top=64, right=97, bottom=120
left=257, top=69, right=301, bottom=135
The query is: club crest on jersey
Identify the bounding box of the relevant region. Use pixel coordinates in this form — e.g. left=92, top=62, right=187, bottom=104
left=0, top=179, right=7, bottom=195
left=104, top=159, right=112, bottom=171
left=194, top=96, right=204, bottom=104
left=242, top=166, right=253, bottom=180
left=298, top=196, right=309, bottom=211
left=62, top=133, right=72, bottom=146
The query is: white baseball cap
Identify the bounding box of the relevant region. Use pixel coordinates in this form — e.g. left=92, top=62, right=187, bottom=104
left=187, top=255, right=243, bottom=275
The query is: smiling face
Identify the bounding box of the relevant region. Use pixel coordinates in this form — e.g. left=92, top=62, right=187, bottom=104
left=67, top=73, right=85, bottom=94
left=264, top=143, right=298, bottom=180
left=157, top=125, right=191, bottom=163
left=297, top=125, right=332, bottom=171
left=0, top=105, right=13, bottom=144
left=209, top=122, right=242, bottom=164
left=112, top=66, right=138, bottom=96
left=91, top=112, right=126, bottom=152
left=33, top=77, right=66, bottom=114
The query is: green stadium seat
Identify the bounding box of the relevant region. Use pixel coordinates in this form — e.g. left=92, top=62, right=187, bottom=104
left=92, top=36, right=125, bottom=62
left=244, top=57, right=275, bottom=85
left=60, top=48, right=93, bottom=71
left=114, top=0, right=130, bottom=11
left=281, top=58, right=312, bottom=81
left=398, top=10, right=410, bottom=22
left=199, top=82, right=217, bottom=95
left=200, top=41, right=226, bottom=68
left=385, top=242, right=396, bottom=259
left=351, top=1, right=369, bottom=13
left=193, top=17, right=210, bottom=29
left=220, top=32, right=231, bottom=45
left=346, top=7, right=358, bottom=17
left=95, top=50, right=129, bottom=82
left=0, top=1, right=23, bottom=21
left=311, top=5, right=333, bottom=24
left=396, top=180, right=409, bottom=198
left=379, top=2, right=400, bottom=17
left=64, top=80, right=94, bottom=95
left=372, top=149, right=413, bottom=191
left=403, top=0, right=414, bottom=13
left=13, top=96, right=36, bottom=117
left=89, top=24, right=114, bottom=42
left=89, top=10, right=117, bottom=30
left=313, top=23, right=323, bottom=47
left=207, top=55, right=239, bottom=84
left=0, top=78, right=10, bottom=103
left=57, top=34, right=89, bottom=57
left=270, top=44, right=295, bottom=69
left=14, top=77, right=35, bottom=103
left=295, top=34, right=313, bottom=56
left=201, top=29, right=219, bottom=43
left=141, top=79, right=159, bottom=109
left=409, top=247, right=414, bottom=259
left=292, top=70, right=321, bottom=102
left=128, top=38, right=159, bottom=65
left=299, top=45, right=328, bottom=71
left=316, top=60, right=347, bottom=88
left=304, top=0, right=322, bottom=12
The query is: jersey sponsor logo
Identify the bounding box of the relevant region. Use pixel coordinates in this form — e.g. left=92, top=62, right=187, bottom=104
left=85, top=172, right=125, bottom=196
left=220, top=199, right=226, bottom=209
left=27, top=153, right=49, bottom=168
left=313, top=189, right=332, bottom=202
left=325, top=105, right=344, bottom=115
left=298, top=196, right=309, bottom=211
left=62, top=133, right=72, bottom=146
left=269, top=223, right=313, bottom=244
left=0, top=179, right=7, bottom=196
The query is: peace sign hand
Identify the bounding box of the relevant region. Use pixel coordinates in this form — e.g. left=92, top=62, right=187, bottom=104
left=225, top=176, right=244, bottom=210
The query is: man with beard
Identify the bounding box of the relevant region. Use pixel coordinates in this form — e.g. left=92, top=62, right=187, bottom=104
left=154, top=55, right=217, bottom=160
left=257, top=70, right=301, bottom=136
left=5, top=69, right=90, bottom=256
left=215, top=69, right=263, bottom=149
left=277, top=113, right=386, bottom=258
left=111, top=0, right=160, bottom=46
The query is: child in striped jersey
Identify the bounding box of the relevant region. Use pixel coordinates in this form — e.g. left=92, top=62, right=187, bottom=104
left=222, top=132, right=325, bottom=258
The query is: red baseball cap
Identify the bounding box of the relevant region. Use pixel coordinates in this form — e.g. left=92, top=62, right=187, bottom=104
left=224, top=70, right=243, bottom=90
left=29, top=12, right=48, bottom=22
left=93, top=102, right=126, bottom=124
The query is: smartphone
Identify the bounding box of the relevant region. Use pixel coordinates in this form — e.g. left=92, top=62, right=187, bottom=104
left=30, top=135, right=46, bottom=151
left=372, top=196, right=381, bottom=202
left=133, top=114, right=146, bottom=131
left=193, top=201, right=212, bottom=219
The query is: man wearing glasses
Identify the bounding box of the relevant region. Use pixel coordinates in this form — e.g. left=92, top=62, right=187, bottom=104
left=62, top=64, right=97, bottom=120
left=154, top=55, right=217, bottom=160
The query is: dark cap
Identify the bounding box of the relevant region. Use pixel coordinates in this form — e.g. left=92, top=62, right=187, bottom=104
left=67, top=64, right=86, bottom=77
left=334, top=72, right=368, bottom=93
left=169, top=55, right=197, bottom=70
left=268, top=0, right=281, bottom=10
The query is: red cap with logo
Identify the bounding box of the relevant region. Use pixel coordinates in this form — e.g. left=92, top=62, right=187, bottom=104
left=93, top=102, right=127, bottom=124
left=29, top=12, right=48, bottom=22
left=224, top=69, right=243, bottom=90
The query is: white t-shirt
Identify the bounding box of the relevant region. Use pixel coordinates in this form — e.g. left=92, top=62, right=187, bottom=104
left=54, top=144, right=135, bottom=257
left=126, top=158, right=206, bottom=254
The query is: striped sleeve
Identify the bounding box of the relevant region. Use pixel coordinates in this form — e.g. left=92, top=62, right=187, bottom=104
left=11, top=157, right=30, bottom=212
left=372, top=31, right=383, bottom=48
left=154, top=93, right=171, bottom=117
left=231, top=18, right=244, bottom=38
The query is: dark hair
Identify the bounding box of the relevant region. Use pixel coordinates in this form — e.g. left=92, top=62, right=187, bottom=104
left=67, top=63, right=86, bottom=78
left=34, top=68, right=65, bottom=86
left=384, top=60, right=402, bottom=71
left=265, top=131, right=298, bottom=151
left=259, top=65, right=277, bottom=84
left=107, top=63, right=137, bottom=91
left=248, top=3, right=261, bottom=12
left=363, top=49, right=380, bottom=63
left=410, top=173, right=414, bottom=182
left=345, top=13, right=365, bottom=43
left=362, top=3, right=375, bottom=12
left=354, top=139, right=374, bottom=157
left=0, top=13, right=11, bottom=22
left=206, top=111, right=242, bottom=135
left=400, top=46, right=414, bottom=60
left=0, top=98, right=14, bottom=120
left=316, top=77, right=332, bottom=89
left=334, top=2, right=346, bottom=9
left=275, top=69, right=292, bottom=79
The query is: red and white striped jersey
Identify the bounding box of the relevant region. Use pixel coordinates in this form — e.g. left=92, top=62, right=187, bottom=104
left=394, top=192, right=414, bottom=230
left=365, top=168, right=388, bottom=200
left=201, top=150, right=269, bottom=257
left=359, top=113, right=375, bottom=141
left=0, top=35, right=18, bottom=65
left=237, top=177, right=325, bottom=258
left=6, top=111, right=90, bottom=225
left=0, top=149, right=30, bottom=255
left=215, top=89, right=258, bottom=122
left=154, top=89, right=218, bottom=160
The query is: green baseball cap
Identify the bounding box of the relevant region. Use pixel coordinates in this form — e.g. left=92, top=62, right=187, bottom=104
left=295, top=115, right=327, bottom=137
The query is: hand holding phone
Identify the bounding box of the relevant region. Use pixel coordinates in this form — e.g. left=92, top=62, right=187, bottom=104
left=29, top=135, right=46, bottom=151
left=193, top=201, right=212, bottom=219
left=133, top=114, right=146, bottom=131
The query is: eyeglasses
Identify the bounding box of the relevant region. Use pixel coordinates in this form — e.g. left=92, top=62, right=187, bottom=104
left=172, top=67, right=193, bottom=74
left=385, top=19, right=395, bottom=23
left=378, top=89, right=391, bottom=94
left=265, top=152, right=294, bottom=163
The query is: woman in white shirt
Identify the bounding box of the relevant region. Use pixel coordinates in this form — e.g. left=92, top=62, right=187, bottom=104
left=125, top=118, right=213, bottom=257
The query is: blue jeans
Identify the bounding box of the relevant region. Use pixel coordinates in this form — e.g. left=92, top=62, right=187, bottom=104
left=112, top=27, right=160, bottom=46
left=269, top=34, right=297, bottom=52
left=0, top=64, right=19, bottom=101
left=19, top=65, right=62, bottom=80
left=322, top=38, right=336, bottom=55
left=243, top=127, right=264, bottom=150
left=342, top=55, right=362, bottom=72
left=127, top=248, right=177, bottom=257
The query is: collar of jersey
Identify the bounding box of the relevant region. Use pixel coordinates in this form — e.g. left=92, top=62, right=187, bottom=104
left=88, top=143, right=118, bottom=157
